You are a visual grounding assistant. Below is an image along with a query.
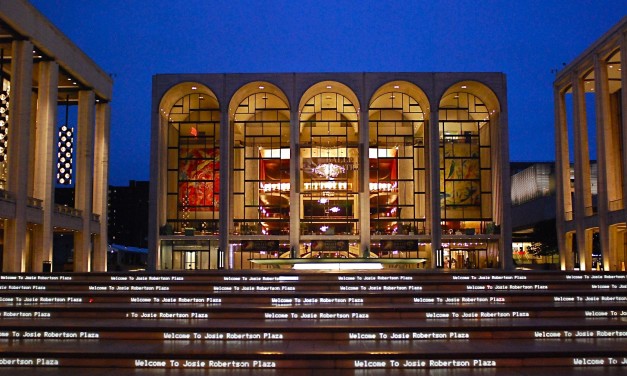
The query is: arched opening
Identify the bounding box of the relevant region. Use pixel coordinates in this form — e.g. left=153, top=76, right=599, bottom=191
left=230, top=82, right=291, bottom=268
left=368, top=81, right=430, bottom=261
left=158, top=83, right=220, bottom=270
left=298, top=81, right=359, bottom=258
left=439, top=81, right=500, bottom=269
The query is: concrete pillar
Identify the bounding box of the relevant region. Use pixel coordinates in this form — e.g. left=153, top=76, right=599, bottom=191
left=289, top=108, right=299, bottom=255
left=218, top=106, right=230, bottom=268
left=3, top=40, right=33, bottom=273
left=92, top=102, right=110, bottom=271
left=594, top=55, right=613, bottom=270
left=554, top=86, right=573, bottom=269
left=31, top=60, right=58, bottom=272
left=621, top=35, right=627, bottom=226
left=428, top=107, right=441, bottom=268
left=571, top=75, right=592, bottom=270
left=359, top=107, right=370, bottom=257
left=493, top=110, right=513, bottom=271
left=74, top=90, right=95, bottom=272
left=147, top=107, right=168, bottom=271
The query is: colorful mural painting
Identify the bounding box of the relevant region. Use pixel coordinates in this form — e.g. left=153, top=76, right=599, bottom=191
left=441, top=142, right=481, bottom=206
left=179, top=147, right=219, bottom=211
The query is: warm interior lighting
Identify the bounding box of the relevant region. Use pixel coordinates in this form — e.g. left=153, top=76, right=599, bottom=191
left=293, top=263, right=384, bottom=270
left=56, top=125, right=74, bottom=185
left=313, top=163, right=345, bottom=179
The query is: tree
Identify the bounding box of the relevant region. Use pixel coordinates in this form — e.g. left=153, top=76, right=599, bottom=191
left=526, top=219, right=559, bottom=263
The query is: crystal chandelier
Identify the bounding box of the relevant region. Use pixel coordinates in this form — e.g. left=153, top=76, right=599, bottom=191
left=313, top=163, right=345, bottom=179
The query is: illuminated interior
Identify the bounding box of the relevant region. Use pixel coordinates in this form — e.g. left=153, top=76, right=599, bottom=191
left=154, top=76, right=508, bottom=270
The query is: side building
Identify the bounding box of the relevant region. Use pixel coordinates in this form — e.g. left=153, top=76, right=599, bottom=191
left=108, top=180, right=149, bottom=248
left=554, top=16, right=627, bottom=271
left=149, top=73, right=512, bottom=271
left=0, top=1, right=112, bottom=272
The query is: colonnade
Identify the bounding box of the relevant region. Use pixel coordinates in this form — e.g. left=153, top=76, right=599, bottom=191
left=554, top=18, right=627, bottom=271
left=0, top=1, right=112, bottom=272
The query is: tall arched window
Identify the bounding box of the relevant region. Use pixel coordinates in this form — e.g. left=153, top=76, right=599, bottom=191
left=369, top=89, right=426, bottom=236
left=232, top=91, right=290, bottom=236
left=166, top=92, right=221, bottom=234
left=299, top=91, right=359, bottom=249
left=439, top=91, right=492, bottom=223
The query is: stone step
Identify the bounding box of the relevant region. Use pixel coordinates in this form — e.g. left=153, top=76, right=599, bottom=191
left=1, top=318, right=626, bottom=340
left=0, top=270, right=626, bottom=374
left=0, top=303, right=625, bottom=320
left=0, top=338, right=626, bottom=370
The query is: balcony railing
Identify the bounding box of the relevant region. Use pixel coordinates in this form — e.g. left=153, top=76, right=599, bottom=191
left=27, top=197, right=43, bottom=208
left=0, top=189, right=14, bottom=202
left=564, top=211, right=573, bottom=221
left=608, top=199, right=623, bottom=212
left=55, top=205, right=82, bottom=217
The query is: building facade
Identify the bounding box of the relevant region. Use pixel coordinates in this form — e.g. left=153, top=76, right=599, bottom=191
left=554, top=17, right=627, bottom=271
left=108, top=181, right=149, bottom=248
left=149, top=73, right=511, bottom=271
left=0, top=1, right=112, bottom=272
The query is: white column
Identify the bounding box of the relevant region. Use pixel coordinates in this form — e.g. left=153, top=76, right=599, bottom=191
left=3, top=40, right=33, bottom=272
left=218, top=107, right=230, bottom=268
left=359, top=107, right=370, bottom=256
left=554, top=86, right=573, bottom=270
left=493, top=110, right=513, bottom=271
left=92, top=102, right=110, bottom=271
left=594, top=55, right=613, bottom=270
left=572, top=74, right=592, bottom=270
left=428, top=108, right=441, bottom=269
left=147, top=108, right=168, bottom=271
left=32, top=60, right=58, bottom=272
left=74, top=90, right=95, bottom=272
left=289, top=108, right=299, bottom=255
left=621, top=35, right=627, bottom=227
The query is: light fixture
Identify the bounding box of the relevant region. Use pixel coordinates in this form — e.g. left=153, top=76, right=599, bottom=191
left=393, top=85, right=400, bottom=89
left=318, top=197, right=329, bottom=204
left=313, top=163, right=345, bottom=179
left=461, top=85, right=467, bottom=89
left=320, top=225, right=329, bottom=232
left=329, top=207, right=341, bottom=213
left=56, top=96, right=74, bottom=185
left=326, top=85, right=332, bottom=89
left=258, top=85, right=265, bottom=89
left=0, top=49, right=8, bottom=163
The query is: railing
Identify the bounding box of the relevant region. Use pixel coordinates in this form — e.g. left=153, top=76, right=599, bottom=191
left=27, top=197, right=43, bottom=208
left=564, top=211, right=573, bottom=221
left=55, top=204, right=82, bottom=217
left=608, top=199, right=623, bottom=212
left=0, top=188, right=14, bottom=202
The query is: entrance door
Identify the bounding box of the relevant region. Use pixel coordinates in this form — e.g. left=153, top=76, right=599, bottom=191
left=172, top=250, right=198, bottom=270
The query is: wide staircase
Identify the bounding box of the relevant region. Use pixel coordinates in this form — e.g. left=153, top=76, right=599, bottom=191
left=1, top=270, right=627, bottom=375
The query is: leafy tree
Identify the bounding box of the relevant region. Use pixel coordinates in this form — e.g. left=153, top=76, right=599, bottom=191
left=527, top=219, right=559, bottom=262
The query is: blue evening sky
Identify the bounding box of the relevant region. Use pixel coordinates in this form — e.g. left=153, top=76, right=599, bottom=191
left=29, top=0, right=626, bottom=185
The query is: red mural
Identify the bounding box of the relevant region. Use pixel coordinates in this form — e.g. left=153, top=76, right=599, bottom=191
left=178, top=147, right=220, bottom=211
